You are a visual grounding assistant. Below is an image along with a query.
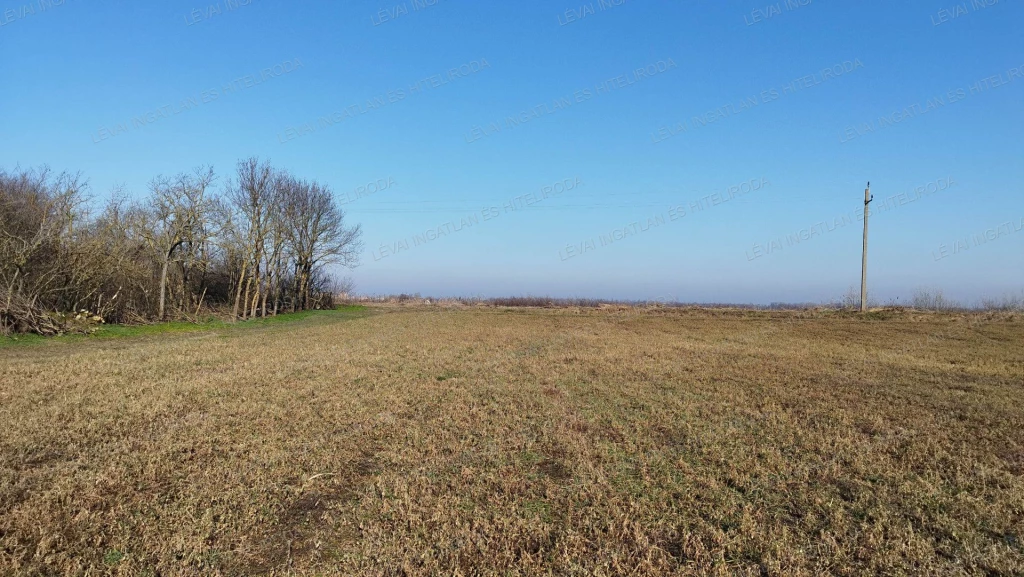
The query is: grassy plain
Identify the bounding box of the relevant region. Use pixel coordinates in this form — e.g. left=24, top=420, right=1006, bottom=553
left=1, top=304, right=1022, bottom=575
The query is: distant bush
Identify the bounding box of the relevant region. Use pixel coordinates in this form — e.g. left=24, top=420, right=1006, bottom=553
left=826, top=286, right=1021, bottom=312
left=910, top=288, right=962, bottom=311
left=978, top=291, right=1024, bottom=311
left=349, top=290, right=1023, bottom=313
left=351, top=294, right=826, bottom=311
left=487, top=296, right=604, bottom=308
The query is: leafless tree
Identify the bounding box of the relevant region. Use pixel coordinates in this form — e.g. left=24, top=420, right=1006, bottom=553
left=279, top=176, right=362, bottom=310
left=226, top=158, right=275, bottom=320
left=0, top=167, right=87, bottom=334
left=265, top=172, right=292, bottom=316
left=141, top=167, right=216, bottom=320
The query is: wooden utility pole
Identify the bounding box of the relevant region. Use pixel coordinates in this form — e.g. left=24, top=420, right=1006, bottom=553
left=860, top=181, right=873, bottom=313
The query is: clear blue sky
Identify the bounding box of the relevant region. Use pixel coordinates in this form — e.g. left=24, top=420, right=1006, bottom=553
left=2, top=0, right=1021, bottom=304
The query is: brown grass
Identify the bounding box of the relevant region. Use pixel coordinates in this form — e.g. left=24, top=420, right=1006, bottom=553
left=1, top=305, right=1022, bottom=575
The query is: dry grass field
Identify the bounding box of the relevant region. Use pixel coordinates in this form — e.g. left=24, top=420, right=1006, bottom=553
left=1, top=304, right=1022, bottom=576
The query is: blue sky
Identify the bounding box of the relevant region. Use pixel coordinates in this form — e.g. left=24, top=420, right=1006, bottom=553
left=2, top=0, right=1021, bottom=304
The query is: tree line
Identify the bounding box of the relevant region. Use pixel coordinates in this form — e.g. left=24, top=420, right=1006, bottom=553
left=0, top=157, right=362, bottom=335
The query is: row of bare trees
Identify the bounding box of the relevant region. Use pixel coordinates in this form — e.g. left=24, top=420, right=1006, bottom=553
left=0, top=158, right=362, bottom=335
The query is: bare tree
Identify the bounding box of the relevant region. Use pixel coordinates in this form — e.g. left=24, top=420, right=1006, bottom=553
left=280, top=176, right=362, bottom=310
left=141, top=167, right=216, bottom=320
left=0, top=167, right=87, bottom=334
left=85, top=191, right=152, bottom=321
left=264, top=172, right=293, bottom=316
left=226, top=158, right=275, bottom=320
